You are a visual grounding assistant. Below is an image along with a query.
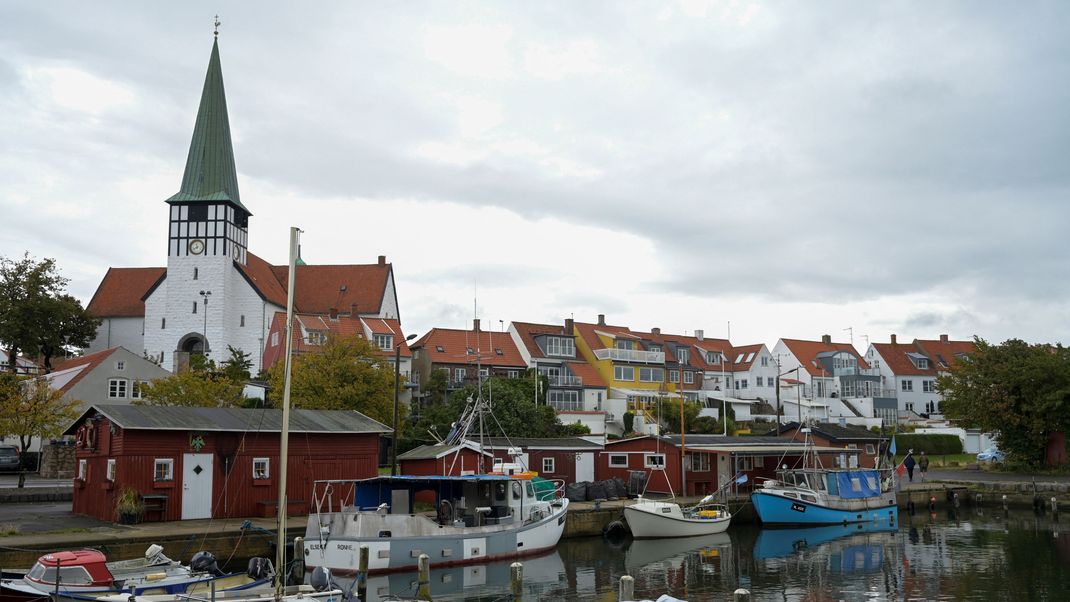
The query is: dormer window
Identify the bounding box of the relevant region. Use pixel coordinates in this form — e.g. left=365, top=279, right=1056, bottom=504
left=307, top=330, right=327, bottom=345
left=615, top=339, right=634, bottom=350
left=917, top=358, right=929, bottom=369
left=675, top=348, right=689, bottom=365
left=649, top=345, right=662, bottom=353
left=707, top=352, right=720, bottom=364
left=374, top=334, right=393, bottom=350
left=545, top=337, right=575, bottom=357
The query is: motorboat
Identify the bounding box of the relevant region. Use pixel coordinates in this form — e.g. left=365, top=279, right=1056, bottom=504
left=624, top=494, right=732, bottom=538
left=0, top=546, right=270, bottom=602
left=304, top=473, right=569, bottom=574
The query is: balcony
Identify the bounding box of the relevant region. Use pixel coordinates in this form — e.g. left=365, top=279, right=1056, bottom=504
left=833, top=367, right=882, bottom=377
left=549, top=399, right=585, bottom=412
left=593, top=348, right=665, bottom=364
left=546, top=374, right=583, bottom=387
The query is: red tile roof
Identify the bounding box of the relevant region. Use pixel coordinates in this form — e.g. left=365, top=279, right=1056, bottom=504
left=412, top=328, right=527, bottom=368
left=565, top=360, right=607, bottom=388
left=48, top=348, right=120, bottom=394
left=86, top=268, right=166, bottom=317
left=262, top=312, right=411, bottom=370
left=779, top=338, right=868, bottom=376
left=511, top=321, right=571, bottom=360
left=913, top=338, right=976, bottom=370
left=871, top=342, right=934, bottom=376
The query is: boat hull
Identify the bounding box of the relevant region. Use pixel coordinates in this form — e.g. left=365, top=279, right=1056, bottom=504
left=306, top=499, right=569, bottom=575
left=623, top=504, right=731, bottom=538
left=751, top=490, right=897, bottom=526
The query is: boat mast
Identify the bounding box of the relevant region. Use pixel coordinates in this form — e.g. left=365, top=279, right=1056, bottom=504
left=275, top=226, right=300, bottom=598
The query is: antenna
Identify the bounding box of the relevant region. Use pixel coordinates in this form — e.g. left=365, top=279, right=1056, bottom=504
left=843, top=326, right=853, bottom=345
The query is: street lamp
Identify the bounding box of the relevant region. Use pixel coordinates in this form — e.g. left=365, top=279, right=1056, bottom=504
left=391, top=333, right=419, bottom=476
left=198, top=290, right=212, bottom=356
left=775, top=362, right=801, bottom=426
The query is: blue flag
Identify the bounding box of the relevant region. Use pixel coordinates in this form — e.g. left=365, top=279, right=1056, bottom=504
left=889, top=436, right=897, bottom=456
left=735, top=473, right=749, bottom=485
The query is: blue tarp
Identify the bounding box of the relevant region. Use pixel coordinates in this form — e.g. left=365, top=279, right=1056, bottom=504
left=835, top=470, right=881, bottom=499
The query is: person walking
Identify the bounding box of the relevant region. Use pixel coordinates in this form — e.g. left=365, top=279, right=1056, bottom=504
left=904, top=451, right=917, bottom=482
left=918, top=451, right=929, bottom=481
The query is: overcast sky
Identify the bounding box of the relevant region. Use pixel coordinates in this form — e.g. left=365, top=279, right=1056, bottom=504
left=2, top=1, right=1068, bottom=351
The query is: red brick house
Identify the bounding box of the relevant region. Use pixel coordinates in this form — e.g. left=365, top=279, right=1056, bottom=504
left=66, top=404, right=389, bottom=522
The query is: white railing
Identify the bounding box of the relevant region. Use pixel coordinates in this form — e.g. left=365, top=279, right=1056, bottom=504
left=547, top=374, right=583, bottom=387
left=593, top=348, right=665, bottom=363
left=549, top=399, right=585, bottom=412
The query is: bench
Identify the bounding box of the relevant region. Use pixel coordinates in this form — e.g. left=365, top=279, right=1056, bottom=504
left=142, top=494, right=168, bottom=521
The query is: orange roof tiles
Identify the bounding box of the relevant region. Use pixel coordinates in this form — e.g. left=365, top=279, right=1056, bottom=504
left=779, top=338, right=868, bottom=376
left=913, top=338, right=976, bottom=370
left=262, top=312, right=410, bottom=370
left=49, top=348, right=120, bottom=394
left=565, top=360, right=607, bottom=388
left=871, top=342, right=934, bottom=377
left=511, top=321, right=571, bottom=359
left=86, top=268, right=166, bottom=317
left=412, top=327, right=527, bottom=368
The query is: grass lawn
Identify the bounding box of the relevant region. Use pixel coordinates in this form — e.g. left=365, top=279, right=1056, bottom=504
left=928, top=454, right=977, bottom=468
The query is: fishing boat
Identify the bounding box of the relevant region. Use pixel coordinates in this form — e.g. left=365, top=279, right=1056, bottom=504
left=0, top=546, right=270, bottom=602
left=751, top=428, right=897, bottom=526
left=752, top=520, right=897, bottom=561
left=624, top=494, right=732, bottom=539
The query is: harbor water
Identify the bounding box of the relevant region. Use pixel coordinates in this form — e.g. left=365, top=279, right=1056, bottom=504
left=337, top=507, right=1070, bottom=601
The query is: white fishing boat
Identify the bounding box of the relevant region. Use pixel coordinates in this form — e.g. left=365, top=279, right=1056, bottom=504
left=624, top=494, right=732, bottom=539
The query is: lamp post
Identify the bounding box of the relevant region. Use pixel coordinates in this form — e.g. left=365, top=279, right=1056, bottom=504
left=775, top=363, right=801, bottom=426
left=198, top=290, right=212, bottom=356
left=391, top=333, right=419, bottom=476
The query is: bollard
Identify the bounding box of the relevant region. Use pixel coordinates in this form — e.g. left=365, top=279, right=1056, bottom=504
left=929, top=495, right=936, bottom=512
left=416, top=554, right=433, bottom=601
left=975, top=493, right=982, bottom=506
left=1002, top=494, right=1008, bottom=511
left=953, top=492, right=960, bottom=508
left=734, top=588, right=752, bottom=601
left=1052, top=497, right=1059, bottom=513
left=619, top=575, right=635, bottom=601
left=357, top=545, right=369, bottom=602
left=211, top=580, right=216, bottom=602
left=510, top=562, right=523, bottom=601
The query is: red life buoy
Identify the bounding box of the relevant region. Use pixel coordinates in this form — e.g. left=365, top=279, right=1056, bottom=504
left=75, top=426, right=86, bottom=448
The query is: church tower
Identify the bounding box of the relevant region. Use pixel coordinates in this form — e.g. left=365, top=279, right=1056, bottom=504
left=148, top=32, right=251, bottom=369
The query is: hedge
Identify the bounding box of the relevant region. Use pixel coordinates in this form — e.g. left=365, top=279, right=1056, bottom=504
left=893, top=433, right=963, bottom=455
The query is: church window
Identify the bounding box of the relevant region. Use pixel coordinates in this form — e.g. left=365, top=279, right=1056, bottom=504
left=192, top=302, right=197, bottom=314
left=240, top=315, right=245, bottom=327
left=188, top=205, right=208, bottom=221
left=161, top=318, right=166, bottom=329
left=193, top=267, right=198, bottom=280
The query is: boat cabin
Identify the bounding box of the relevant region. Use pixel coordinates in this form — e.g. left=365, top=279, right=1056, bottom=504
left=773, top=468, right=886, bottom=499
left=25, top=550, right=114, bottom=588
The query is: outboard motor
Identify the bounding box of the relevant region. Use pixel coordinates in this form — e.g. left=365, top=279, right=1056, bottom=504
left=190, top=551, right=222, bottom=576
left=247, top=557, right=274, bottom=581
left=309, top=566, right=334, bottom=592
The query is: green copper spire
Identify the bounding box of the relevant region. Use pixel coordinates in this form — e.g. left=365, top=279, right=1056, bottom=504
left=166, top=37, right=251, bottom=214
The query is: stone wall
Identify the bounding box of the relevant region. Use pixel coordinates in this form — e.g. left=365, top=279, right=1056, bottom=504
left=39, top=443, right=76, bottom=479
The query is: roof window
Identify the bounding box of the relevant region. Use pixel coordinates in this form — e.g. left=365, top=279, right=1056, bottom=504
left=435, top=345, right=444, bottom=353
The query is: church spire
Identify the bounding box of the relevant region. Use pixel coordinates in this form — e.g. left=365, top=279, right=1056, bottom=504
left=166, top=33, right=251, bottom=215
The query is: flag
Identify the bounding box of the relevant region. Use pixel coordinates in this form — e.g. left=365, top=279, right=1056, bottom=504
left=735, top=473, right=749, bottom=485
left=889, top=436, right=897, bottom=457
left=896, top=463, right=905, bottom=476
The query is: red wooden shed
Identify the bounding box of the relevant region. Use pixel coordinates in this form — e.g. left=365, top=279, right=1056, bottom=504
left=65, top=404, right=389, bottom=522
left=474, top=437, right=602, bottom=485
left=397, top=441, right=493, bottom=477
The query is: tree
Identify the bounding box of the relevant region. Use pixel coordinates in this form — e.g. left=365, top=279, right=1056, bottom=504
left=0, top=253, right=99, bottom=373
left=220, top=345, right=253, bottom=382
left=138, top=355, right=245, bottom=407
left=939, top=338, right=1070, bottom=467
left=660, top=398, right=702, bottom=434
left=268, top=334, right=398, bottom=426
left=0, top=374, right=81, bottom=487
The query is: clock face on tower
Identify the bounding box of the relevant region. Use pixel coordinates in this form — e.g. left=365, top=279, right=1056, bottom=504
left=189, top=239, right=205, bottom=255
left=232, top=246, right=241, bottom=260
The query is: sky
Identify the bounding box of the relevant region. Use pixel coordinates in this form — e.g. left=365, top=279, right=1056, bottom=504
left=2, top=1, right=1069, bottom=352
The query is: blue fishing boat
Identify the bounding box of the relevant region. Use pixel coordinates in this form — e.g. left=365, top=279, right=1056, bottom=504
left=751, top=429, right=897, bottom=526
left=753, top=521, right=897, bottom=560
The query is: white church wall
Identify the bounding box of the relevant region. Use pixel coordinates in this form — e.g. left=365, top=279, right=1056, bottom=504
left=85, top=317, right=144, bottom=356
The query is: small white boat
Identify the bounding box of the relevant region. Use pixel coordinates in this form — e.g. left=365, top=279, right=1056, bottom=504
left=624, top=494, right=732, bottom=539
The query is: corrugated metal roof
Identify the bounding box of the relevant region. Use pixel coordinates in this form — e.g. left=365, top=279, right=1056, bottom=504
left=475, top=437, right=603, bottom=450
left=72, top=404, right=389, bottom=434
left=398, top=442, right=491, bottom=460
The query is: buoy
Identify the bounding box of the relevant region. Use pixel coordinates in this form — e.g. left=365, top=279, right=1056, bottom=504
left=603, top=520, right=627, bottom=539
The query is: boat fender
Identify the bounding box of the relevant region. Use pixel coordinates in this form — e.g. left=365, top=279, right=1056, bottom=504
left=190, top=551, right=221, bottom=576
left=654, top=595, right=687, bottom=602
left=603, top=519, right=627, bottom=539
left=247, top=557, right=274, bottom=581
left=310, top=566, right=334, bottom=592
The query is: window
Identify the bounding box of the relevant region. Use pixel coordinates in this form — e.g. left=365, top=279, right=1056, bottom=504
left=162, top=318, right=166, bottom=329
left=116, top=361, right=125, bottom=371
left=691, top=453, right=711, bottom=472
left=615, top=339, right=634, bottom=350
left=193, top=267, right=198, bottom=280
left=638, top=367, right=663, bottom=382
left=154, top=458, right=174, bottom=481
left=614, top=366, right=634, bottom=381
left=740, top=378, right=747, bottom=389
left=670, top=370, right=680, bottom=383
left=131, top=380, right=142, bottom=400
left=253, top=458, right=270, bottom=480
left=684, top=372, right=694, bottom=384
left=192, top=302, right=197, bottom=314
left=240, top=315, right=245, bottom=327
left=542, top=457, right=555, bottom=473
left=271, top=332, right=279, bottom=347
left=644, top=454, right=666, bottom=469
left=741, top=456, right=765, bottom=470
left=188, top=205, right=208, bottom=221
left=106, top=459, right=116, bottom=481
left=466, top=347, right=474, bottom=355
left=676, top=348, right=689, bottom=365
left=307, top=330, right=327, bottom=345
left=454, top=368, right=466, bottom=382
left=761, top=356, right=769, bottom=367
left=108, top=378, right=127, bottom=398
left=507, top=370, right=519, bottom=378
left=755, top=376, right=763, bottom=387
left=77, top=459, right=87, bottom=480
left=923, top=380, right=936, bottom=393
left=436, top=345, right=444, bottom=352
left=547, top=389, right=580, bottom=404
left=545, top=337, right=575, bottom=357
left=609, top=454, right=628, bottom=468
left=734, top=353, right=744, bottom=364
left=917, top=358, right=929, bottom=369
left=707, top=352, right=720, bottom=364
left=479, top=368, right=489, bottom=378
left=901, top=379, right=914, bottom=392
left=865, top=444, right=876, bottom=455
left=495, top=348, right=503, bottom=356
left=374, top=334, right=393, bottom=350
left=905, top=402, right=915, bottom=412
left=411, top=371, right=420, bottom=384
left=745, top=352, right=755, bottom=363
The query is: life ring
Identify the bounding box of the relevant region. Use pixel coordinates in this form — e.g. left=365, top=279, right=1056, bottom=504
left=75, top=426, right=86, bottom=448
left=85, top=425, right=97, bottom=448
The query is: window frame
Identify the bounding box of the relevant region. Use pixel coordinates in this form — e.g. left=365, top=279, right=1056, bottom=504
left=130, top=380, right=142, bottom=400
left=154, top=458, right=174, bottom=482
left=613, top=366, right=635, bottom=381
left=106, top=459, right=116, bottom=481
left=644, top=453, right=666, bottom=469
left=684, top=371, right=694, bottom=384
left=374, top=334, right=393, bottom=351
left=253, top=457, right=270, bottom=480
left=108, top=378, right=127, bottom=399
left=608, top=454, right=628, bottom=468
left=77, top=459, right=87, bottom=480
left=454, top=367, right=466, bottom=382
left=901, top=379, right=914, bottom=392
left=542, top=457, right=555, bottom=474
left=690, top=453, right=711, bottom=472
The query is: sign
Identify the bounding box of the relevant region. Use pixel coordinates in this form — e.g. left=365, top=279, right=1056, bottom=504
left=190, top=433, right=206, bottom=451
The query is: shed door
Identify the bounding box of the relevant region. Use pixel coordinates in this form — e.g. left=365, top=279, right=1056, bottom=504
left=575, top=453, right=594, bottom=482
left=181, top=453, right=214, bottom=520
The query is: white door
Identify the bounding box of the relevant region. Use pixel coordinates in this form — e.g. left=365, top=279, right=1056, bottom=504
left=181, top=453, right=214, bottom=520
left=575, top=453, right=594, bottom=482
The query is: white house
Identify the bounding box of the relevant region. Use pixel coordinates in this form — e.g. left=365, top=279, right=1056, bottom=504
left=865, top=334, right=976, bottom=417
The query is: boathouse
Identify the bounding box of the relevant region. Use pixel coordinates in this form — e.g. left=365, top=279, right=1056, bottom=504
left=472, top=437, right=602, bottom=485
left=398, top=441, right=494, bottom=477
left=65, top=404, right=389, bottom=522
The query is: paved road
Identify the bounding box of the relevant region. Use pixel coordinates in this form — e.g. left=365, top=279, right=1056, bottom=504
left=927, top=469, right=1070, bottom=483
left=0, top=474, right=72, bottom=488
left=0, top=501, right=110, bottom=534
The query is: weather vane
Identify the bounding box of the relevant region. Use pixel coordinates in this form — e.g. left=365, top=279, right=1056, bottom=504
left=213, top=15, right=221, bottom=38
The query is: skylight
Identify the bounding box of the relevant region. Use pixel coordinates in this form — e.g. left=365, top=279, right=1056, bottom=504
left=745, top=352, right=755, bottom=363
left=435, top=345, right=444, bottom=352
left=734, top=353, right=744, bottom=364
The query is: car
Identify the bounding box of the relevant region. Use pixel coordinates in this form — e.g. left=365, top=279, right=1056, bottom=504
left=0, top=445, right=20, bottom=473
left=977, top=447, right=1005, bottom=462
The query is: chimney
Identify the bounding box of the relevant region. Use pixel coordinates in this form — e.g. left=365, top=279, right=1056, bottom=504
left=695, top=329, right=704, bottom=341
left=890, top=334, right=897, bottom=345
left=378, top=255, right=386, bottom=266
left=565, top=318, right=574, bottom=335
left=328, top=307, right=338, bottom=319
left=597, top=314, right=606, bottom=326
left=473, top=318, right=481, bottom=332
left=940, top=334, right=949, bottom=343
left=651, top=327, right=661, bottom=335
left=349, top=303, right=358, bottom=316
left=821, top=334, right=831, bottom=344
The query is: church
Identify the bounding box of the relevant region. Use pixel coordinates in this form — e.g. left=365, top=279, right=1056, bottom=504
left=85, top=35, right=400, bottom=373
